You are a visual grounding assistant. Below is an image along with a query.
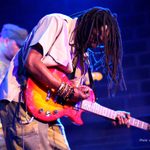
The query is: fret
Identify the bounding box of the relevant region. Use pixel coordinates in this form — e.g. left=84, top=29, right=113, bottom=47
left=81, top=100, right=116, bottom=120
left=133, top=119, right=139, bottom=127
left=111, top=112, right=117, bottom=120
left=129, top=118, right=149, bottom=130
left=81, top=100, right=149, bottom=131
left=91, top=103, right=97, bottom=113
left=108, top=110, right=114, bottom=119
left=101, top=107, right=107, bottom=116
left=143, top=122, right=148, bottom=130
left=83, top=101, right=90, bottom=110
left=141, top=122, right=148, bottom=130
left=130, top=118, right=139, bottom=127
left=94, top=103, right=100, bottom=112
left=139, top=121, right=145, bottom=129
left=93, top=103, right=100, bottom=113
left=139, top=120, right=142, bottom=127
left=141, top=122, right=146, bottom=129
left=105, top=108, right=109, bottom=116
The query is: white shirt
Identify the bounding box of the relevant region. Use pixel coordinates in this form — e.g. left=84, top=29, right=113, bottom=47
left=0, top=13, right=79, bottom=102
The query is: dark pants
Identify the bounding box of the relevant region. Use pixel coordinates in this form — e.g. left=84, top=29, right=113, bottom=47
left=0, top=100, right=70, bottom=150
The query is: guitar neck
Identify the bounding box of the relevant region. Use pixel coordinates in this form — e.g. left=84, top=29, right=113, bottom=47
left=80, top=100, right=150, bottom=131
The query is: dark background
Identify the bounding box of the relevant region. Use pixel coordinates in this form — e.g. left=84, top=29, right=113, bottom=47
left=1, top=0, right=150, bottom=150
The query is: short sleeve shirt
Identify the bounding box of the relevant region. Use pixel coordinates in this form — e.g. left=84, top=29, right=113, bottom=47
left=0, top=13, right=77, bottom=102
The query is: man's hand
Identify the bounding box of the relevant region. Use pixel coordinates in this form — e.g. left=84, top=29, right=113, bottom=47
left=112, top=111, right=131, bottom=128
left=73, top=85, right=90, bottom=101
left=73, top=85, right=95, bottom=102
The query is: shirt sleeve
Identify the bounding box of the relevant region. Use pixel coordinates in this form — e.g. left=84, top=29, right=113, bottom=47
left=30, top=14, right=71, bottom=67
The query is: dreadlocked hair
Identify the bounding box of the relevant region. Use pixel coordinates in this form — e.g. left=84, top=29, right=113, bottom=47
left=70, top=7, right=126, bottom=96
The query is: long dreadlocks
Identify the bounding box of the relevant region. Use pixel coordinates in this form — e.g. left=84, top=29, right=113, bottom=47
left=70, top=7, right=126, bottom=96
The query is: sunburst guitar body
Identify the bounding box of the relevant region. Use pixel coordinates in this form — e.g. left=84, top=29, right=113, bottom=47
left=24, top=68, right=95, bottom=125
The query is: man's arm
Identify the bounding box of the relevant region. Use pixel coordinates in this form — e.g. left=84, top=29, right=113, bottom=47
left=25, top=46, right=90, bottom=102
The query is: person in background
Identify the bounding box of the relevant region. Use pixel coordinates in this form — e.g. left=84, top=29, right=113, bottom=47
left=0, top=7, right=130, bottom=150
left=0, top=24, right=28, bottom=83
left=0, top=23, right=28, bottom=150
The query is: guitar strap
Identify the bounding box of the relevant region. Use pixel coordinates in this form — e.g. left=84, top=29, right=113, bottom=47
left=69, top=53, right=78, bottom=79
left=18, top=29, right=35, bottom=89
left=83, top=51, right=94, bottom=89
left=84, top=51, right=97, bottom=98
left=88, top=66, right=94, bottom=89
left=70, top=52, right=95, bottom=90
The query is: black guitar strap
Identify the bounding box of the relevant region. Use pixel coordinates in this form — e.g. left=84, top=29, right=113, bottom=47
left=69, top=54, right=78, bottom=79
left=88, top=66, right=94, bottom=89
left=70, top=52, right=95, bottom=89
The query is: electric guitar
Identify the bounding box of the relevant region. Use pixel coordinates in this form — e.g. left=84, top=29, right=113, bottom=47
left=24, top=68, right=150, bottom=131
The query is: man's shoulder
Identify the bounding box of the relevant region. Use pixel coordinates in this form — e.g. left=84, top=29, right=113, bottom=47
left=41, top=13, right=72, bottom=23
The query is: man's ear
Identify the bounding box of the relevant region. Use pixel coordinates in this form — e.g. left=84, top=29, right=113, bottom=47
left=2, top=37, right=9, bottom=47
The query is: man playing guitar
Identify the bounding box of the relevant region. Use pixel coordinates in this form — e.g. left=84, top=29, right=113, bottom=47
left=0, top=7, right=132, bottom=150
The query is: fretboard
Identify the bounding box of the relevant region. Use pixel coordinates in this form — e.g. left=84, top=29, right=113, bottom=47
left=81, top=100, right=150, bottom=131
